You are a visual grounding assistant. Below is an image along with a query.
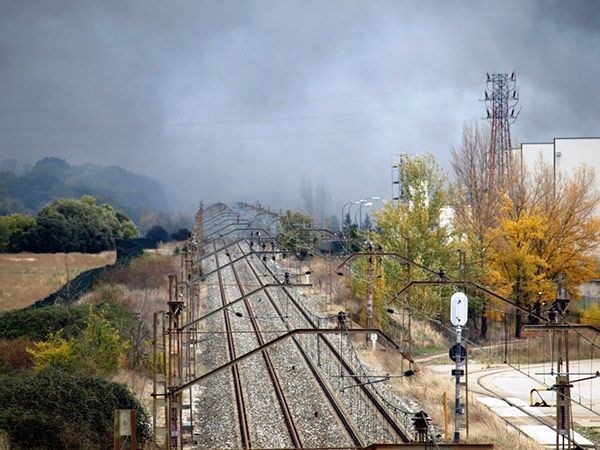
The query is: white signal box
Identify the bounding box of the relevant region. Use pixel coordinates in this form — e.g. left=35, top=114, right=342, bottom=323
left=450, top=292, right=468, bottom=326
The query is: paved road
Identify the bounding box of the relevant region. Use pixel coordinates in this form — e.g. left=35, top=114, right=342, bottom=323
left=429, top=362, right=600, bottom=448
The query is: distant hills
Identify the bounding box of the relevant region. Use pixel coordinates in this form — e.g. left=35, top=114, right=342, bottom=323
left=0, top=157, right=168, bottom=223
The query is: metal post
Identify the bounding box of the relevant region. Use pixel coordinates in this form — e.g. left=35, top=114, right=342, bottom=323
left=443, top=391, right=449, bottom=442
left=166, top=275, right=184, bottom=450
left=365, top=247, right=374, bottom=332
left=458, top=250, right=469, bottom=438
left=454, top=325, right=463, bottom=443
left=403, top=237, right=412, bottom=363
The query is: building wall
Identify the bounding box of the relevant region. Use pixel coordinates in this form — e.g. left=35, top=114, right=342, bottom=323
left=520, top=138, right=600, bottom=183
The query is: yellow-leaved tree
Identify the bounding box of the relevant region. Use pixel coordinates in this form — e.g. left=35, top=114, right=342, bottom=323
left=486, top=159, right=600, bottom=337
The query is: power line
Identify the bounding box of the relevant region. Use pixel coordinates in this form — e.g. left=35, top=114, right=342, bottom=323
left=0, top=100, right=478, bottom=132
left=0, top=118, right=471, bottom=148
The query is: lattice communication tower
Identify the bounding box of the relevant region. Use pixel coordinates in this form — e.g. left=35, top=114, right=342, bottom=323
left=484, top=71, right=519, bottom=185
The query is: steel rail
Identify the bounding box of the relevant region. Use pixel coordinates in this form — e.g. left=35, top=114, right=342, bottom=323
left=213, top=243, right=251, bottom=448
left=239, top=245, right=412, bottom=443
left=234, top=242, right=364, bottom=447
left=224, top=249, right=302, bottom=448
left=181, top=283, right=311, bottom=331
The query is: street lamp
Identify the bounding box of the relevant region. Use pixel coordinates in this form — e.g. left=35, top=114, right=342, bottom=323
left=341, top=200, right=359, bottom=236
left=357, top=201, right=372, bottom=230
left=345, top=201, right=361, bottom=237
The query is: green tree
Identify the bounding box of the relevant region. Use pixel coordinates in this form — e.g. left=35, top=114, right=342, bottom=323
left=145, top=224, right=169, bottom=242
left=28, top=195, right=136, bottom=253
left=171, top=227, right=192, bottom=241
left=74, top=307, right=128, bottom=377
left=6, top=213, right=36, bottom=252
left=373, top=154, right=456, bottom=312
left=0, top=213, right=36, bottom=252
left=278, top=210, right=317, bottom=257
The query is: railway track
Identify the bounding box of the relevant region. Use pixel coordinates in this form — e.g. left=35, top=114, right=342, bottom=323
left=213, top=242, right=251, bottom=448
left=472, top=366, right=589, bottom=449
left=227, top=241, right=364, bottom=447
left=229, top=240, right=412, bottom=444
left=222, top=248, right=303, bottom=448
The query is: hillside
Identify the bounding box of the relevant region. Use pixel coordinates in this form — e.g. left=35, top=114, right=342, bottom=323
left=0, top=157, right=168, bottom=222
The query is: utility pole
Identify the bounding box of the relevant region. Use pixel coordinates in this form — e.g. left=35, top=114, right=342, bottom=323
left=457, top=250, right=469, bottom=438
left=166, top=275, right=184, bottom=450
left=555, top=273, right=573, bottom=450
left=152, top=311, right=167, bottom=447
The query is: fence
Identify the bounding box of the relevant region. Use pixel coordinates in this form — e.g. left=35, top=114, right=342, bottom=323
left=27, top=238, right=158, bottom=309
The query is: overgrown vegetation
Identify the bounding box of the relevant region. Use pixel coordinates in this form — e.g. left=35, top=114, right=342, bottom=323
left=0, top=303, right=152, bottom=448
left=0, top=195, right=137, bottom=253
left=278, top=210, right=318, bottom=257
left=0, top=369, right=151, bottom=449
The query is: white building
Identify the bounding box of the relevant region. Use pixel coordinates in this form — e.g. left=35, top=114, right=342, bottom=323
left=520, top=137, right=600, bottom=189
left=520, top=137, right=600, bottom=305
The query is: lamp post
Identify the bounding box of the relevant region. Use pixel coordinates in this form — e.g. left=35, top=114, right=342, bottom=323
left=357, top=201, right=373, bottom=231
left=346, top=201, right=361, bottom=237
left=341, top=200, right=358, bottom=237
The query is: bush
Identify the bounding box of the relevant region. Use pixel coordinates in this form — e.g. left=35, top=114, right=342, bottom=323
left=27, top=307, right=128, bottom=377
left=171, top=227, right=192, bottom=241
left=0, top=301, right=142, bottom=342
left=25, top=195, right=138, bottom=253
left=0, top=306, right=87, bottom=340
left=0, top=338, right=34, bottom=374
left=0, top=369, right=151, bottom=449
left=101, top=253, right=178, bottom=290
left=145, top=224, right=169, bottom=242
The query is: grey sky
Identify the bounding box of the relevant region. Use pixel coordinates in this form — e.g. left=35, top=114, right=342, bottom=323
left=0, top=1, right=598, bottom=212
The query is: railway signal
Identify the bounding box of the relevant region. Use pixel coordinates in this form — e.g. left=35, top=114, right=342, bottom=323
left=450, top=291, right=468, bottom=444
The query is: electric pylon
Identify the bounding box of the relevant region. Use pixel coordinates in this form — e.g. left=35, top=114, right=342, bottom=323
left=484, top=71, right=519, bottom=186
left=392, top=153, right=408, bottom=207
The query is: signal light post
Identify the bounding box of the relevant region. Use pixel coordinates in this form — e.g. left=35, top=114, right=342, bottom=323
left=450, top=292, right=468, bottom=444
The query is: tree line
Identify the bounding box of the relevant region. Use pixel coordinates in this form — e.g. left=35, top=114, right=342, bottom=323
left=0, top=156, right=168, bottom=223
left=0, top=195, right=138, bottom=253
left=332, top=123, right=599, bottom=339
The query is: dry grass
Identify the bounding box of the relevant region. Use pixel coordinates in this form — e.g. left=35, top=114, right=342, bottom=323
left=356, top=346, right=543, bottom=450
left=0, top=251, right=116, bottom=312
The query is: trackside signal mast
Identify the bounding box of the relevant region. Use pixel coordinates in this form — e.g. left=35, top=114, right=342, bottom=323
left=450, top=292, right=468, bottom=443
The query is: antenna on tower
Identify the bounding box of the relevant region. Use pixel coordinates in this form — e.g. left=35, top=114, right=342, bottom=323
left=392, top=153, right=408, bottom=207
left=483, top=70, right=520, bottom=186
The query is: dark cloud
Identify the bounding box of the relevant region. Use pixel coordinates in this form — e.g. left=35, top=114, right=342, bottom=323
left=0, top=0, right=598, bottom=212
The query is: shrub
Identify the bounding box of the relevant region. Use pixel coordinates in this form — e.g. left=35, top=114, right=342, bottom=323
left=0, top=338, right=34, bottom=374
left=0, top=369, right=151, bottom=449
left=0, top=301, right=142, bottom=342
left=0, top=306, right=87, bottom=340
left=171, top=227, right=192, bottom=241
left=101, top=253, right=177, bottom=290
left=145, top=224, right=169, bottom=242
left=27, top=332, right=76, bottom=373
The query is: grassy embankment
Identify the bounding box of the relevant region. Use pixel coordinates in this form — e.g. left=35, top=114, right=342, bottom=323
left=0, top=251, right=115, bottom=311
